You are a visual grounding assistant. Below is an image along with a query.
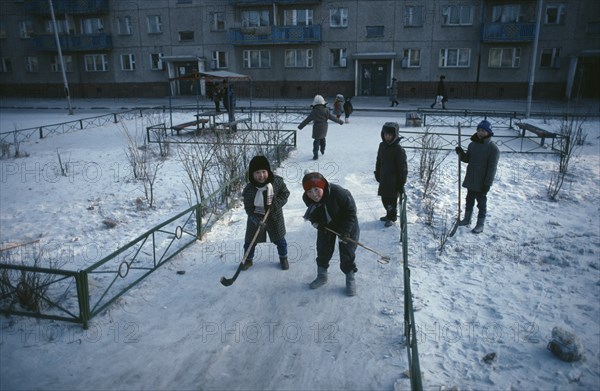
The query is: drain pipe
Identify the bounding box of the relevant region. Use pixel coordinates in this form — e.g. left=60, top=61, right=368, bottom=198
left=526, top=0, right=544, bottom=118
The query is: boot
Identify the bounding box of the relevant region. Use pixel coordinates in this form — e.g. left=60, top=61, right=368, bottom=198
left=241, top=259, right=253, bottom=270
left=458, top=210, right=472, bottom=226
left=309, top=266, right=328, bottom=289
left=471, top=217, right=485, bottom=234
left=346, top=271, right=357, bottom=296
left=279, top=256, right=289, bottom=270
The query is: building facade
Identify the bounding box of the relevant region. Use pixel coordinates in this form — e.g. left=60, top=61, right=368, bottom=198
left=0, top=0, right=598, bottom=100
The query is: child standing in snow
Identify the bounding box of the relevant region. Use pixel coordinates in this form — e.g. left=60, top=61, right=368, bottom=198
left=241, top=155, right=290, bottom=270
left=333, top=94, right=344, bottom=119
left=343, top=97, right=353, bottom=123
left=374, top=122, right=408, bottom=227
left=298, top=95, right=344, bottom=160
left=302, top=172, right=359, bottom=296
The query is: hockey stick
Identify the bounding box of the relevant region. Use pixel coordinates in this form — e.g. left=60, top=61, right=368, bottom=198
left=322, top=226, right=390, bottom=264
left=220, top=208, right=271, bottom=287
left=449, top=122, right=462, bottom=237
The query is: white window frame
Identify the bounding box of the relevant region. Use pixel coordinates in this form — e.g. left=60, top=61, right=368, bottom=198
left=25, top=56, right=38, bottom=73
left=84, top=54, right=109, bottom=72
left=330, top=8, right=348, bottom=28
left=330, top=48, right=347, bottom=67
left=212, top=51, right=228, bottom=69
left=150, top=53, right=164, bottom=70
left=241, top=10, right=269, bottom=28
left=492, top=5, right=522, bottom=23
left=117, top=16, right=132, bottom=35
left=439, top=48, right=471, bottom=68
left=210, top=12, right=225, bottom=31
left=45, top=19, right=69, bottom=34
left=404, top=6, right=424, bottom=27
left=242, top=49, right=270, bottom=68
left=0, top=57, right=12, bottom=73
left=19, top=20, right=33, bottom=38
left=545, top=4, right=566, bottom=25
left=81, top=18, right=104, bottom=34
left=403, top=48, right=421, bottom=68
left=540, top=47, right=561, bottom=68
left=285, top=49, right=313, bottom=68
left=284, top=9, right=314, bottom=26
left=120, top=53, right=136, bottom=71
left=488, top=48, right=521, bottom=68
left=147, top=15, right=162, bottom=34
left=51, top=55, right=73, bottom=73
left=442, top=5, right=473, bottom=26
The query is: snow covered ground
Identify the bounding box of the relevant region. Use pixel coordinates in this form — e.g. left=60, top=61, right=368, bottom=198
left=0, top=98, right=599, bottom=390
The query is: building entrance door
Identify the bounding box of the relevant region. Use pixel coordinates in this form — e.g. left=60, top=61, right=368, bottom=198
left=360, top=62, right=389, bottom=96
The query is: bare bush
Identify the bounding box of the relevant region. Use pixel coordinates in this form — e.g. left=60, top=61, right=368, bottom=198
left=177, top=142, right=218, bottom=206
left=418, top=128, right=448, bottom=199
left=547, top=116, right=586, bottom=200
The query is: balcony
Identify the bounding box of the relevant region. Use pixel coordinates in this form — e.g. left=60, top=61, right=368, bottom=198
left=230, top=25, right=321, bottom=45
left=481, top=22, right=536, bottom=42
left=30, top=34, right=112, bottom=52
left=24, top=0, right=109, bottom=15
left=229, top=0, right=321, bottom=5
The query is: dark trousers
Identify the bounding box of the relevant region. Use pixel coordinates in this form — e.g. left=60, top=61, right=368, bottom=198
left=381, top=195, right=400, bottom=221
left=465, top=190, right=487, bottom=219
left=315, top=226, right=359, bottom=274
left=312, top=138, right=326, bottom=157
left=244, top=238, right=287, bottom=261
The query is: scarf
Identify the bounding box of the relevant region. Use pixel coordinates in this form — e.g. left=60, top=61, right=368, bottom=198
left=254, top=183, right=274, bottom=215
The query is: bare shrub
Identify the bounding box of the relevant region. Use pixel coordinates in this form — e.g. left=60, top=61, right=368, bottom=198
left=547, top=116, right=586, bottom=200
left=419, top=128, right=447, bottom=199
left=177, top=142, right=218, bottom=206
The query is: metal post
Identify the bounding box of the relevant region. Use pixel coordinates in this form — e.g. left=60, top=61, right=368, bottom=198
left=526, top=0, right=544, bottom=118
left=48, top=0, right=73, bottom=115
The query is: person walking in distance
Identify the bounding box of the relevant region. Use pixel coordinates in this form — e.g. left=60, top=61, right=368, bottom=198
left=389, top=78, right=399, bottom=107
left=343, top=96, right=353, bottom=123
left=431, top=75, right=448, bottom=109
left=298, top=95, right=344, bottom=160
left=454, top=120, right=500, bottom=234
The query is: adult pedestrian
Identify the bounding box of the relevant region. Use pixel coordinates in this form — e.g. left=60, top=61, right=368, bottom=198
left=389, top=78, right=399, bottom=107
left=430, top=75, right=448, bottom=109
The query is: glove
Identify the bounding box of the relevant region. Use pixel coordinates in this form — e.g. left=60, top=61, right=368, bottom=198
left=250, top=214, right=266, bottom=229
left=481, top=185, right=490, bottom=195
left=455, top=146, right=465, bottom=156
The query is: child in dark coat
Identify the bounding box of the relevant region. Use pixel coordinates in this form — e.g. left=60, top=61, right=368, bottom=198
left=298, top=95, right=344, bottom=160
left=333, top=94, right=344, bottom=119
left=241, top=155, right=290, bottom=270
left=302, top=172, right=359, bottom=296
left=343, top=97, right=353, bottom=123
left=374, top=122, right=408, bottom=227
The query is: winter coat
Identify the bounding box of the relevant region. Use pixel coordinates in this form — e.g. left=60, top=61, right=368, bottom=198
left=298, top=104, right=343, bottom=140
left=333, top=100, right=343, bottom=118
left=303, top=181, right=359, bottom=240
left=436, top=80, right=448, bottom=102
left=460, top=133, right=500, bottom=192
left=343, top=100, right=353, bottom=117
left=243, top=175, right=289, bottom=243
left=375, top=128, right=408, bottom=198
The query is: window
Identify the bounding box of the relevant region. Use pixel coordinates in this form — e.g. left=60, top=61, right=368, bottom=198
left=19, top=21, right=33, bottom=38
left=0, top=57, right=12, bottom=73
left=25, top=56, right=38, bottom=73
left=439, top=48, right=471, bottom=68
left=178, top=31, right=194, bottom=41
left=492, top=5, right=522, bottom=23
left=243, top=49, right=270, bottom=68
left=284, top=9, right=314, bottom=26
left=586, top=21, right=600, bottom=34
left=242, top=10, right=269, bottom=28
left=210, top=12, right=225, bottom=31
left=212, top=51, right=228, bottom=69
left=545, top=4, right=566, bottom=25
left=403, top=48, right=421, bottom=68
left=84, top=54, right=109, bottom=72
left=404, top=6, right=424, bottom=27
left=147, top=15, right=162, bottom=34
left=45, top=19, right=69, bottom=34
left=366, top=26, right=384, bottom=38
left=81, top=18, right=104, bottom=34
left=117, top=16, right=132, bottom=35
left=330, top=8, right=348, bottom=28
left=120, top=53, right=136, bottom=71
left=285, top=49, right=313, bottom=68
left=488, top=48, right=521, bottom=68
left=0, top=21, right=6, bottom=38
left=540, top=48, right=560, bottom=68
left=442, top=5, right=473, bottom=26
left=177, top=0, right=192, bottom=3
left=150, top=53, right=163, bottom=70
left=330, top=48, right=347, bottom=67
left=50, top=55, right=73, bottom=72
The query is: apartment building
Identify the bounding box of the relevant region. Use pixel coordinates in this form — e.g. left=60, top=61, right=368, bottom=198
left=0, top=0, right=598, bottom=100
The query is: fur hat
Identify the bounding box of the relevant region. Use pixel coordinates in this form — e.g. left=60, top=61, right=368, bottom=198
left=248, top=155, right=272, bottom=183
left=302, top=172, right=327, bottom=192
left=382, top=122, right=399, bottom=135
left=336, top=94, right=344, bottom=101
left=477, top=120, right=493, bottom=135
left=312, top=95, right=326, bottom=106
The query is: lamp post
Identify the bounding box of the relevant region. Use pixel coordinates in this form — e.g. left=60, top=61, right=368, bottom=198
left=48, top=0, right=73, bottom=115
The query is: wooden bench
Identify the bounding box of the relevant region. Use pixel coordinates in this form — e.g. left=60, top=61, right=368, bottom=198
left=171, top=119, right=209, bottom=135
left=516, top=122, right=558, bottom=147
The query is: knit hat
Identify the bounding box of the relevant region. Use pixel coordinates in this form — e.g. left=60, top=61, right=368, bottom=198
left=302, top=172, right=327, bottom=192
left=312, top=95, right=326, bottom=106
left=336, top=94, right=344, bottom=101
left=477, top=120, right=493, bottom=135
left=248, top=155, right=272, bottom=183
